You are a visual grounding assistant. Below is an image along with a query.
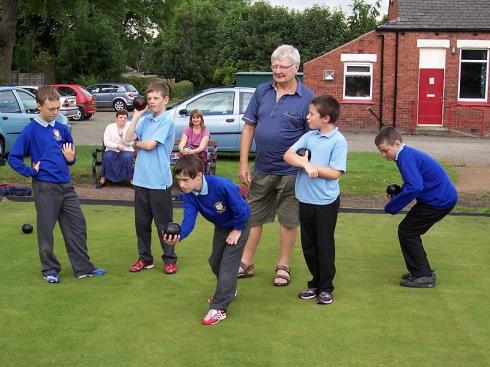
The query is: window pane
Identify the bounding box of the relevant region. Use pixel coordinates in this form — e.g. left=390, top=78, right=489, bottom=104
left=240, top=92, right=253, bottom=114
left=345, top=76, right=371, bottom=97
left=461, top=50, right=487, bottom=61
left=0, top=90, right=21, bottom=113
left=459, top=62, right=487, bottom=99
left=17, top=91, right=38, bottom=113
left=187, top=92, right=234, bottom=115
left=346, top=65, right=370, bottom=73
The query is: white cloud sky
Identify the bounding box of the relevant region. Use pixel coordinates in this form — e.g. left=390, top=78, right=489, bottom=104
left=265, top=0, right=390, bottom=13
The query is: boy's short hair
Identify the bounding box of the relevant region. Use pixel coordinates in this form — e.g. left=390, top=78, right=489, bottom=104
left=375, top=126, right=403, bottom=146
left=116, top=109, right=129, bottom=117
left=310, top=95, right=340, bottom=124
left=173, top=154, right=204, bottom=179
left=146, top=82, right=169, bottom=98
left=36, top=85, right=60, bottom=105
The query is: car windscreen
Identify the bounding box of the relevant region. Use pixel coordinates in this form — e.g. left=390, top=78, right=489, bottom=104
left=126, top=85, right=138, bottom=92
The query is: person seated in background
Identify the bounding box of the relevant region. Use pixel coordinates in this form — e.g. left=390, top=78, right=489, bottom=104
left=178, top=109, right=210, bottom=170
left=97, top=110, right=134, bottom=188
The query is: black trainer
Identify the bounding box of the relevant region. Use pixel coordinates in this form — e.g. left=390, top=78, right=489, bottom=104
left=400, top=275, right=436, bottom=288
left=401, top=271, right=436, bottom=280
left=298, top=288, right=317, bottom=300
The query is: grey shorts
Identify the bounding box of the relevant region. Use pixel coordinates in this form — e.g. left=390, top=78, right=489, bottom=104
left=248, top=170, right=299, bottom=227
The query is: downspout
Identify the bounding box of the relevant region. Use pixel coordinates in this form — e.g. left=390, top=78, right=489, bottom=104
left=393, top=31, right=399, bottom=127
left=379, top=33, right=385, bottom=129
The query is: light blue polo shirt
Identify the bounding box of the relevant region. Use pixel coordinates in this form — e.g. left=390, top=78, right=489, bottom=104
left=133, top=111, right=175, bottom=189
left=243, top=79, right=315, bottom=175
left=290, top=128, right=348, bottom=205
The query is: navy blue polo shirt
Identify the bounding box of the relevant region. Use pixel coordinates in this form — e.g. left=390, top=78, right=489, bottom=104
left=243, top=79, right=315, bottom=175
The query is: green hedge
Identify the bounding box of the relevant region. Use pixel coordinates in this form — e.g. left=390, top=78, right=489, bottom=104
left=169, top=80, right=194, bottom=99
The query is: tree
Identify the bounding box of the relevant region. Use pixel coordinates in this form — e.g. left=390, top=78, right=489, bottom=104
left=214, top=1, right=293, bottom=84
left=55, top=2, right=125, bottom=83
left=147, top=0, right=246, bottom=87
left=348, top=0, right=382, bottom=38
left=0, top=0, right=17, bottom=81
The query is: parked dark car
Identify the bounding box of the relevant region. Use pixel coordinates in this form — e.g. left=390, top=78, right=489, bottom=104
left=86, top=83, right=140, bottom=111
left=51, top=84, right=96, bottom=121
left=0, top=86, right=71, bottom=156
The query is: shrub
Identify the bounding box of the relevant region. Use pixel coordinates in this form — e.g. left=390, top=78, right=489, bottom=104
left=169, top=80, right=194, bottom=100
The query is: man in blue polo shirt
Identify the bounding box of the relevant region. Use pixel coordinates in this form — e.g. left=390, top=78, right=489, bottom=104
left=237, top=44, right=315, bottom=286
left=125, top=82, right=177, bottom=275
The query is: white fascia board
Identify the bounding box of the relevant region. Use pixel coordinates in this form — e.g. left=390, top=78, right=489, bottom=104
left=417, top=39, right=450, bottom=48
left=340, top=54, right=377, bottom=62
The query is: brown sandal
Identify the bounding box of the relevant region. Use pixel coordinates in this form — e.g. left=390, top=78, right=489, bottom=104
left=273, top=265, right=290, bottom=286
left=237, top=262, right=254, bottom=279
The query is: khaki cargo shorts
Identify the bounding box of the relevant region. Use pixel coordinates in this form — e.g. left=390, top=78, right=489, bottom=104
left=248, top=170, right=299, bottom=227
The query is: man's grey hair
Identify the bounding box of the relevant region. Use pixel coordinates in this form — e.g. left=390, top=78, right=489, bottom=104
left=271, top=44, right=300, bottom=65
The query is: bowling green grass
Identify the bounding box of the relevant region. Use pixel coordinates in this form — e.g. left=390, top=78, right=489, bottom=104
left=1, top=202, right=489, bottom=366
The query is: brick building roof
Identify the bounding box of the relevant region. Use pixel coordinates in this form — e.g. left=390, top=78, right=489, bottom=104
left=378, top=0, right=490, bottom=31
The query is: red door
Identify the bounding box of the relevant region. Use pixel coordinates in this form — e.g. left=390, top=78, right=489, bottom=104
left=418, top=69, right=444, bottom=125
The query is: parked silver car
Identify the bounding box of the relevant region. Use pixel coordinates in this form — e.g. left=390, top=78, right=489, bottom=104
left=86, top=83, right=140, bottom=111
left=167, top=87, right=255, bottom=152
left=18, top=86, right=78, bottom=119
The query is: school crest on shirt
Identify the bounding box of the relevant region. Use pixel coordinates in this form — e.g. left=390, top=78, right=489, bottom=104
left=53, top=129, right=62, bottom=141
left=214, top=201, right=226, bottom=214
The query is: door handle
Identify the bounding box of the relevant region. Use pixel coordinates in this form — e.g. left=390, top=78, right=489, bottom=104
left=2, top=116, right=7, bottom=120
left=226, top=118, right=235, bottom=122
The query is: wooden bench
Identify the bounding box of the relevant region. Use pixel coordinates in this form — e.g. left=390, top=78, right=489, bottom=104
left=91, top=144, right=136, bottom=185
left=91, top=139, right=218, bottom=185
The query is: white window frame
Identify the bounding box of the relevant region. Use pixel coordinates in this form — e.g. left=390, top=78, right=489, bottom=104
left=458, top=49, right=489, bottom=102
left=343, top=63, right=373, bottom=100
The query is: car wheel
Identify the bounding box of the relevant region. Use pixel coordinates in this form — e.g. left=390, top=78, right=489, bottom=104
left=113, top=100, right=127, bottom=111
left=85, top=114, right=93, bottom=120
left=0, top=137, right=5, bottom=155
left=72, top=107, right=85, bottom=121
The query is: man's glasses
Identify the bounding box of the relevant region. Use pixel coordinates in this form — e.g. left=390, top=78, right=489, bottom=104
left=271, top=64, right=295, bottom=71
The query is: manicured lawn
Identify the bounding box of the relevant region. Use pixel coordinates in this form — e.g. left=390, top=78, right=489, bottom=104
left=0, top=147, right=458, bottom=196
left=1, top=202, right=488, bottom=366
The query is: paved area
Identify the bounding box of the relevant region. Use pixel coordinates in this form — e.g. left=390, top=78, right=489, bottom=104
left=74, top=110, right=490, bottom=164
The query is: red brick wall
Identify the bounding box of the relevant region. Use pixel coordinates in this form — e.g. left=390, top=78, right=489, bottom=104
left=304, top=30, right=490, bottom=136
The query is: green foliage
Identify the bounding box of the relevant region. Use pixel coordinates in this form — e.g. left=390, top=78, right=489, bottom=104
left=348, top=0, right=383, bottom=38
left=290, top=5, right=350, bottom=62
left=55, top=3, right=125, bottom=82
left=169, top=80, right=194, bottom=99
left=213, top=62, right=239, bottom=86
left=1, top=202, right=490, bottom=366
left=8, top=0, right=385, bottom=92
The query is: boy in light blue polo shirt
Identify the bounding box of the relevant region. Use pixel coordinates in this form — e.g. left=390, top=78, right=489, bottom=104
left=125, top=82, right=177, bottom=274
left=284, top=95, right=347, bottom=305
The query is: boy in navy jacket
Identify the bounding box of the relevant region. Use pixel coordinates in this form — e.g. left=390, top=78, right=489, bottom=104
left=164, top=154, right=250, bottom=325
left=375, top=127, right=457, bottom=288
left=8, top=86, right=106, bottom=283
